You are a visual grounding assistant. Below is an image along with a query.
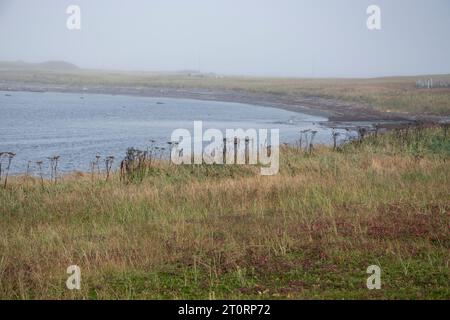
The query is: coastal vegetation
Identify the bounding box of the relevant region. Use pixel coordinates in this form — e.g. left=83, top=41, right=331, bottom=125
left=0, top=124, right=448, bottom=299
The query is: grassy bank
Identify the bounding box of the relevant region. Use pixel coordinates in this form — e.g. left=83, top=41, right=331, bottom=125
left=0, top=125, right=449, bottom=299
left=1, top=67, right=450, bottom=116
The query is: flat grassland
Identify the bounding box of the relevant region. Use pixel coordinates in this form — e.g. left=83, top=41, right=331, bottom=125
left=1, top=126, right=449, bottom=299
left=1, top=67, right=450, bottom=118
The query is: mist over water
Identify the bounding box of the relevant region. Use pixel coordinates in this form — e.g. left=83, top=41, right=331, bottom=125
left=0, top=1, right=448, bottom=173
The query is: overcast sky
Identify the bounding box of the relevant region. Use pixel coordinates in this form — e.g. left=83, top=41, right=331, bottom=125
left=0, top=0, right=449, bottom=77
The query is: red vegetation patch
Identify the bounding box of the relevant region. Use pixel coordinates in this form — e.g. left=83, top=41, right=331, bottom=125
left=366, top=204, right=449, bottom=240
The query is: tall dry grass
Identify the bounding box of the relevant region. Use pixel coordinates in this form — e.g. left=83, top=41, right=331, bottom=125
left=0, top=126, right=449, bottom=299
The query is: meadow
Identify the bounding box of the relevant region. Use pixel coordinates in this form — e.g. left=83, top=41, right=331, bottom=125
left=0, top=124, right=449, bottom=299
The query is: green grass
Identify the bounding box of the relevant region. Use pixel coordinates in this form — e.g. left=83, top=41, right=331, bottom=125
left=0, top=126, right=449, bottom=299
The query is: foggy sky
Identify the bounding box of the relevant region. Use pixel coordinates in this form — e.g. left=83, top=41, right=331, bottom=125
left=0, top=0, right=449, bottom=77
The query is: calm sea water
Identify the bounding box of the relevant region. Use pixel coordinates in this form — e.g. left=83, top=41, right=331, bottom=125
left=0, top=91, right=332, bottom=175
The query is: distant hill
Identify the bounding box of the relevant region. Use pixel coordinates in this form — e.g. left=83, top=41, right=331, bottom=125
left=0, top=60, right=79, bottom=71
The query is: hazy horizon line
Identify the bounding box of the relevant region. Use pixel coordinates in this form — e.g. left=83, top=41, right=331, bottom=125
left=1, top=59, right=450, bottom=81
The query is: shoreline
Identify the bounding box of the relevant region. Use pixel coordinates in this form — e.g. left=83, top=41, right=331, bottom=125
left=1, top=81, right=441, bottom=123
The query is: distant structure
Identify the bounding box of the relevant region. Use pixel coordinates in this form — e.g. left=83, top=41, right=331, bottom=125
left=416, top=78, right=450, bottom=89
